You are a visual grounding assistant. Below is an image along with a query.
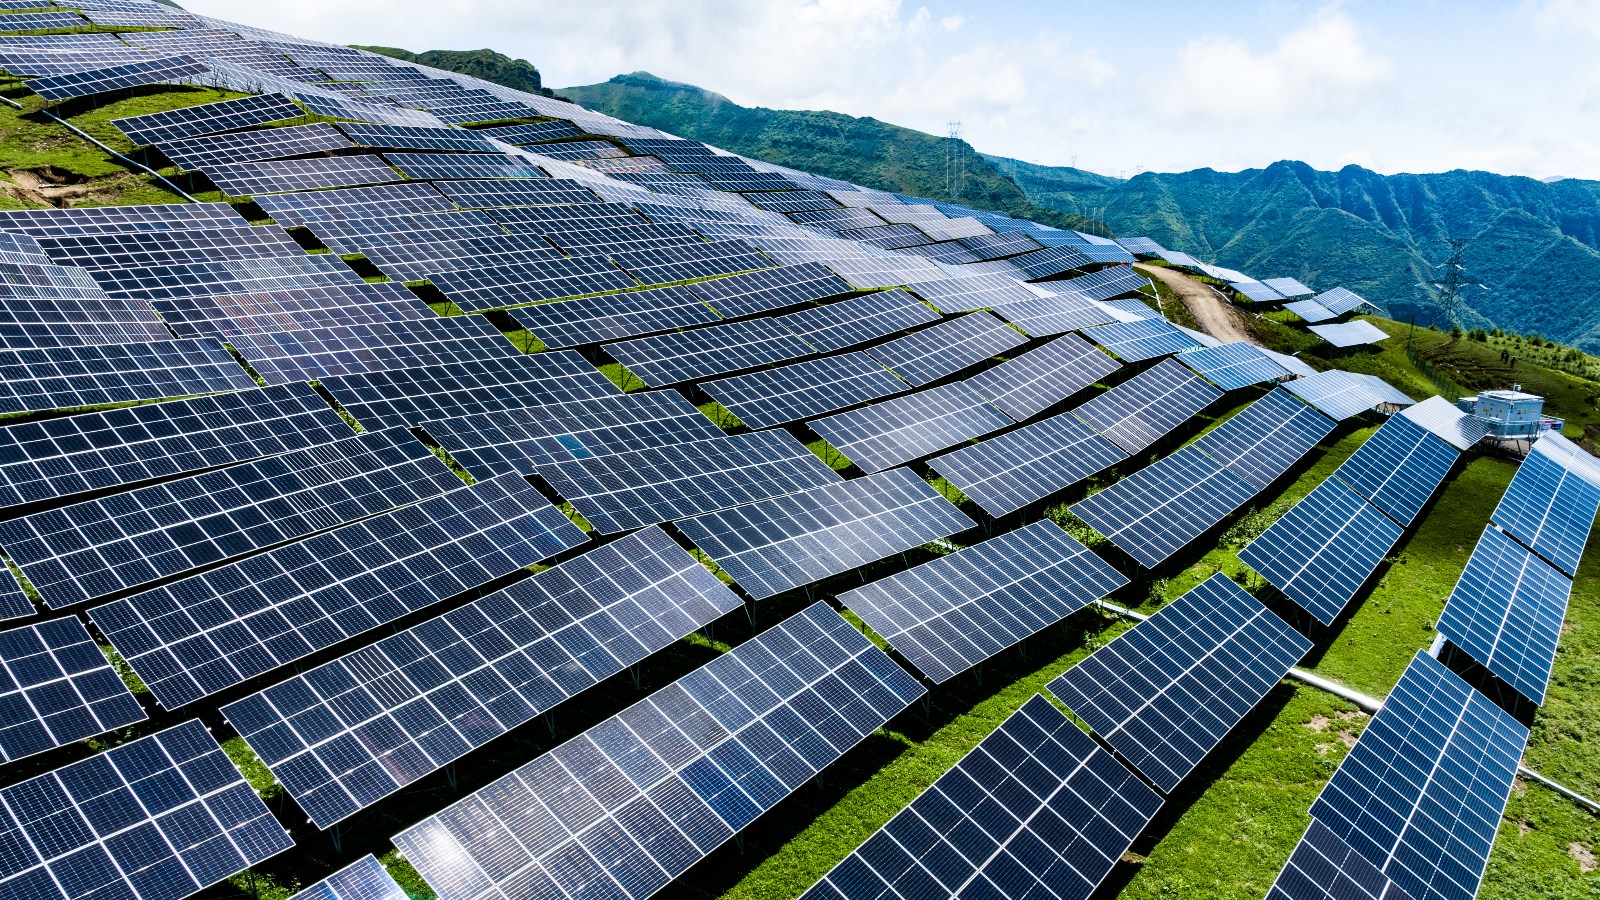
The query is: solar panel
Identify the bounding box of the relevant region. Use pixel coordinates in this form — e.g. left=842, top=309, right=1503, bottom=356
left=1284, top=299, right=1338, bottom=322
left=1314, top=287, right=1376, bottom=316
left=1046, top=573, right=1309, bottom=792
left=488, top=201, right=648, bottom=230
left=91, top=474, right=586, bottom=710
left=0, top=339, right=257, bottom=416
left=1231, top=281, right=1286, bottom=303
left=956, top=230, right=1043, bottom=260
left=820, top=254, right=951, bottom=288
left=429, top=256, right=638, bottom=313
left=225, top=316, right=519, bottom=385
left=834, top=223, right=931, bottom=250
left=0, top=570, right=30, bottom=622
left=809, top=382, right=1015, bottom=474
left=844, top=520, right=1126, bottom=682
left=112, top=92, right=305, bottom=146
left=745, top=189, right=840, bottom=213
left=537, top=430, right=841, bottom=534
left=1054, top=264, right=1151, bottom=302
left=0, top=719, right=293, bottom=900
left=1008, top=245, right=1094, bottom=279
left=1082, top=317, right=1202, bottom=361
left=0, top=383, right=352, bottom=512
left=1308, top=651, right=1528, bottom=900
left=202, top=154, right=404, bottom=197
left=32, top=226, right=305, bottom=271
left=1176, top=342, right=1291, bottom=391
left=0, top=296, right=175, bottom=350
left=1069, top=447, right=1258, bottom=568
left=1191, top=389, right=1336, bottom=490
left=521, top=138, right=626, bottom=160
left=0, top=48, right=162, bottom=78
left=1310, top=320, right=1389, bottom=348
left=318, top=353, right=620, bottom=430
left=964, top=333, right=1120, bottom=422
left=0, top=202, right=248, bottom=236
left=684, top=261, right=853, bottom=317
left=675, top=468, right=975, bottom=600
left=1263, top=277, right=1314, bottom=298
left=908, top=273, right=1039, bottom=312
left=434, top=177, right=602, bottom=208
left=773, top=288, right=941, bottom=353
left=251, top=182, right=455, bottom=228
left=1437, top=526, right=1571, bottom=704
left=1491, top=439, right=1600, bottom=576
left=604, top=317, right=815, bottom=386
left=0, top=616, right=146, bottom=764
left=423, top=390, right=723, bottom=479
left=225, top=523, right=739, bottom=828
left=929, top=412, right=1130, bottom=517
left=1266, top=820, right=1416, bottom=900
left=156, top=282, right=436, bottom=339
left=864, top=312, right=1028, bottom=387
left=538, top=223, right=702, bottom=256
left=1398, top=396, right=1489, bottom=452
left=393, top=600, right=924, bottom=900
left=471, top=120, right=584, bottom=144
left=1333, top=415, right=1459, bottom=526
left=28, top=55, right=205, bottom=103
left=290, top=856, right=409, bottom=900
left=1073, top=358, right=1222, bottom=454
left=1281, top=370, right=1406, bottom=420
left=506, top=285, right=719, bottom=348
left=0, top=427, right=460, bottom=608
left=990, top=291, right=1116, bottom=337
left=91, top=255, right=367, bottom=302
left=1238, top=477, right=1405, bottom=625
left=701, top=353, right=908, bottom=429
left=801, top=693, right=1160, bottom=900
left=609, top=239, right=773, bottom=285
left=385, top=151, right=548, bottom=181
left=359, top=234, right=568, bottom=283
left=157, top=123, right=356, bottom=172
left=339, top=121, right=502, bottom=153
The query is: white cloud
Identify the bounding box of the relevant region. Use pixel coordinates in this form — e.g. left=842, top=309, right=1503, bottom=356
left=940, top=14, right=967, bottom=32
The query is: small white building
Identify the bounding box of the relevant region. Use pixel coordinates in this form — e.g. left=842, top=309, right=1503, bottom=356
left=1455, top=388, right=1563, bottom=440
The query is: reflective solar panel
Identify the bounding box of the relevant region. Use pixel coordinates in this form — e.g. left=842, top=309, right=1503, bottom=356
left=393, top=600, right=925, bottom=900
left=1314, top=287, right=1375, bottom=316
left=1284, top=370, right=1410, bottom=421
left=90, top=254, right=367, bottom=302
left=0, top=339, right=257, bottom=416
left=1082, top=317, right=1202, bottom=361
left=0, top=383, right=351, bottom=512
left=472, top=120, right=584, bottom=144
left=28, top=55, right=205, bottom=102
left=864, top=312, right=1027, bottom=387
left=538, top=223, right=702, bottom=256
left=1008, top=245, right=1094, bottom=279
left=434, top=177, right=601, bottom=208
left=92, top=474, right=585, bottom=709
left=423, top=391, right=724, bottom=479
left=385, top=151, right=548, bottom=181
left=0, top=719, right=293, bottom=900
left=488, top=202, right=648, bottom=230
left=684, top=261, right=853, bottom=317
left=202, top=154, right=404, bottom=197
left=1266, top=820, right=1416, bottom=900
left=0, top=616, right=145, bottom=764
left=809, top=382, right=1015, bottom=474
left=604, top=317, right=815, bottom=386
left=429, top=256, right=638, bottom=313
left=609, top=239, right=773, bottom=285
left=225, top=316, right=519, bottom=385
left=773, top=288, right=940, bottom=353
left=289, top=856, right=408, bottom=900
left=1285, top=299, right=1337, bottom=322
left=155, top=282, right=435, bottom=339
left=0, top=202, right=249, bottom=236
left=801, top=694, right=1161, bottom=900
left=1263, top=277, right=1314, bottom=299
left=1054, top=264, right=1151, bottom=302
left=0, top=571, right=30, bottom=622
left=1309, top=320, right=1389, bottom=348
left=112, top=92, right=304, bottom=146
left=157, top=123, right=356, bottom=172
left=538, top=430, right=841, bottom=534
left=251, top=182, right=455, bottom=228
left=908, top=272, right=1039, bottom=313
left=955, top=230, right=1043, bottom=260
left=339, top=122, right=501, bottom=153
left=0, top=427, right=460, bottom=608
left=843, top=520, right=1126, bottom=682
left=1231, top=281, right=1285, bottom=303
left=1238, top=477, right=1405, bottom=625
left=990, top=291, right=1115, bottom=337
left=319, top=353, right=620, bottom=430
left=1399, top=396, right=1491, bottom=452
left=938, top=415, right=1125, bottom=520
left=819, top=254, right=950, bottom=288
left=1177, top=342, right=1291, bottom=391
left=675, top=468, right=976, bottom=600
left=1491, top=439, right=1600, bottom=576
left=225, top=524, right=740, bottom=828
left=357, top=233, right=567, bottom=283
left=1333, top=415, right=1459, bottom=526
left=32, top=226, right=305, bottom=271
left=1437, top=526, right=1571, bottom=704
left=507, top=285, right=719, bottom=348
left=1046, top=573, right=1309, bottom=792
left=1308, top=651, right=1528, bottom=900
left=1069, top=447, right=1258, bottom=568
left=1073, top=358, right=1222, bottom=454
left=964, top=333, right=1120, bottom=422
left=1191, top=389, right=1336, bottom=491
left=701, top=352, right=908, bottom=429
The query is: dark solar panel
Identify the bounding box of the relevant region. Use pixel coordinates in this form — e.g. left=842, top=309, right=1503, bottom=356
left=0, top=719, right=293, bottom=900
left=319, top=353, right=620, bottom=430
left=487, top=201, right=648, bottom=229
left=964, top=333, right=1120, bottom=422
left=609, top=239, right=773, bottom=285
left=1490, top=439, right=1600, bottom=577
left=112, top=92, right=304, bottom=146
left=604, top=317, right=815, bottom=386
left=990, top=291, right=1116, bottom=337
left=0, top=571, right=30, bottom=622
left=289, top=856, right=409, bottom=900
left=908, top=272, right=1040, bottom=313
left=224, top=316, right=519, bottom=385
left=507, top=285, right=719, bottom=348
left=956, top=230, right=1044, bottom=260
left=429, top=256, right=638, bottom=313
left=90, top=254, right=367, bottom=302
left=32, top=226, right=305, bottom=271
left=202, top=154, right=404, bottom=197
left=225, top=524, right=739, bottom=828
left=155, top=282, right=435, bottom=339
left=1008, top=245, right=1094, bottom=279
left=701, top=352, right=908, bottom=429
left=434, top=177, right=602, bottom=208
left=1308, top=651, right=1528, bottom=900
left=0, top=339, right=257, bottom=416
left=1047, top=574, right=1309, bottom=791
left=1177, top=342, right=1291, bottom=391
left=1055, top=264, right=1150, bottom=302
left=1190, top=389, right=1336, bottom=491
left=28, top=55, right=206, bottom=102
left=251, top=182, right=455, bottom=227
left=157, top=122, right=356, bottom=172
left=537, top=430, right=841, bottom=534
left=773, top=288, right=940, bottom=353
left=393, top=601, right=925, bottom=900
left=1069, top=446, right=1258, bottom=568
left=863, top=312, right=1028, bottom=387
left=928, top=412, right=1129, bottom=517
left=339, top=122, right=502, bottom=153
left=0, top=202, right=248, bottom=236
left=91, top=474, right=586, bottom=710
left=684, top=261, right=854, bottom=317
left=471, top=120, right=584, bottom=144
left=385, top=151, right=548, bottom=181
left=1073, top=358, right=1222, bottom=454
left=843, top=520, right=1127, bottom=682
left=1265, top=820, right=1416, bottom=900
left=809, top=382, right=1015, bottom=474
left=1333, top=415, right=1459, bottom=526
left=1082, top=318, right=1202, bottom=361
left=538, top=223, right=703, bottom=256
left=0, top=616, right=146, bottom=764
left=675, top=468, right=975, bottom=600
left=1437, top=526, right=1571, bottom=704
left=0, top=428, right=460, bottom=608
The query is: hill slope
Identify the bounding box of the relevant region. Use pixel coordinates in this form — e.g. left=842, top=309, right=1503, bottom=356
left=994, top=156, right=1600, bottom=351
left=352, top=46, right=558, bottom=97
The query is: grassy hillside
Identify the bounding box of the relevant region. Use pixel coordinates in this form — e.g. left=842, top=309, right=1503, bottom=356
left=993, top=156, right=1600, bottom=351
left=351, top=46, right=558, bottom=97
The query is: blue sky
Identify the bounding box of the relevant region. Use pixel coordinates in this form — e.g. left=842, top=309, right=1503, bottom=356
left=185, top=0, right=1600, bottom=180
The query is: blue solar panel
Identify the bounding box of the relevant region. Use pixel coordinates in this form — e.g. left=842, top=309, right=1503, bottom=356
left=290, top=856, right=408, bottom=900
left=1334, top=416, right=1459, bottom=526
left=809, top=382, right=1015, bottom=474
left=0, top=616, right=146, bottom=764
left=864, top=312, right=1028, bottom=387
left=774, top=288, right=941, bottom=353
left=1073, top=358, right=1222, bottom=455
left=604, top=317, right=816, bottom=386
left=963, top=333, right=1120, bottom=422
left=1081, top=318, right=1202, bottom=361
left=1489, top=440, right=1600, bottom=577
left=1190, top=389, right=1336, bottom=491
left=507, top=285, right=721, bottom=349
left=1177, top=342, right=1291, bottom=391
left=700, top=352, right=909, bottom=429
left=928, top=412, right=1129, bottom=517
left=1308, top=651, right=1529, bottom=900
left=1266, top=821, right=1416, bottom=900
left=1437, top=526, right=1571, bottom=704
left=1046, top=574, right=1309, bottom=792
left=1070, top=447, right=1258, bottom=568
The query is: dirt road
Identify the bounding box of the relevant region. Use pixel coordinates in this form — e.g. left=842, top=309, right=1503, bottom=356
left=1136, top=263, right=1256, bottom=346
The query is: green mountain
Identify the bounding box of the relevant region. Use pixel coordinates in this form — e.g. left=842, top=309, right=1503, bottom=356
left=351, top=47, right=557, bottom=97
left=994, top=156, right=1600, bottom=351
left=558, top=72, right=1095, bottom=233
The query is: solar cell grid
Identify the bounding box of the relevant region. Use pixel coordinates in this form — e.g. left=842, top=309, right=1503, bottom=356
left=1238, top=477, right=1405, bottom=625
left=1491, top=442, right=1600, bottom=577
left=809, top=382, right=1015, bottom=474
left=929, top=412, right=1129, bottom=517
left=429, top=255, right=638, bottom=313
left=0, top=48, right=162, bottom=79
left=32, top=225, right=306, bottom=271
left=1073, top=358, right=1222, bottom=454
left=843, top=521, right=1127, bottom=683
left=383, top=151, right=548, bottom=181
left=817, top=254, right=950, bottom=288
left=604, top=317, right=815, bottom=386
left=765, top=290, right=931, bottom=355
left=0, top=570, right=29, bottom=622
left=743, top=190, right=840, bottom=213
left=1231, top=281, right=1285, bottom=303
left=0, top=616, right=146, bottom=764
left=111, top=92, right=304, bottom=146
left=800, top=694, right=1161, bottom=900
left=1069, top=447, right=1259, bottom=568
left=394, top=601, right=924, bottom=900
left=0, top=201, right=248, bottom=236
left=1009, top=244, right=1094, bottom=279
left=290, top=856, right=408, bottom=900
left=1314, top=287, right=1374, bottom=316
left=1310, top=320, right=1389, bottom=348
left=1308, top=651, right=1528, bottom=900
left=1333, top=414, right=1459, bottom=526
left=434, top=177, right=601, bottom=208
left=472, top=120, right=584, bottom=144
left=683, top=261, right=853, bottom=317
left=538, top=429, right=842, bottom=534
left=956, top=230, right=1043, bottom=260
left=489, top=201, right=649, bottom=230
left=0, top=297, right=175, bottom=350
left=1284, top=299, right=1337, bottom=322
left=703, top=352, right=908, bottom=429
left=250, top=182, right=455, bottom=227
left=1047, top=573, right=1309, bottom=792
left=964, top=333, right=1120, bottom=422
left=1283, top=370, right=1407, bottom=420
left=1191, top=389, right=1335, bottom=491
left=157, top=122, right=355, bottom=172
left=863, top=312, right=1028, bottom=387
left=155, top=282, right=435, bottom=338
left=0, top=719, right=293, bottom=900
left=1399, top=396, right=1491, bottom=451
left=788, top=207, right=885, bottom=230
left=90, top=473, right=585, bottom=710
left=990, top=290, right=1115, bottom=336
left=202, top=154, right=404, bottom=197
left=1055, top=264, right=1151, bottom=302
left=0, top=338, right=257, bottom=416
left=1176, top=342, right=1291, bottom=391
left=319, top=352, right=620, bottom=430
left=1437, top=525, right=1571, bottom=704
left=609, top=238, right=773, bottom=285
left=506, top=285, right=718, bottom=348
left=537, top=222, right=702, bottom=256
left=1266, top=820, right=1416, bottom=900
left=0, top=427, right=461, bottom=608
left=907, top=272, right=1051, bottom=312
left=1082, top=317, right=1202, bottom=361
left=224, top=525, right=741, bottom=828
left=225, top=316, right=519, bottom=385
left=519, top=139, right=626, bottom=160
left=29, top=55, right=207, bottom=105
left=338, top=121, right=501, bottom=153
left=895, top=240, right=982, bottom=265
left=91, top=254, right=368, bottom=302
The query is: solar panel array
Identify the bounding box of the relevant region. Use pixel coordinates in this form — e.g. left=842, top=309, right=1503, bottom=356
left=773, top=288, right=940, bottom=352
left=224, top=316, right=519, bottom=384
left=964, top=333, right=1120, bottom=422
left=605, top=317, right=815, bottom=386
left=319, top=353, right=620, bottom=429
left=684, top=261, right=853, bottom=316
left=1073, top=358, right=1222, bottom=454
left=809, top=382, right=1015, bottom=474
left=112, top=92, right=304, bottom=146
left=29, top=56, right=208, bottom=102
left=0, top=616, right=146, bottom=764
left=930, top=412, right=1130, bottom=517
left=701, top=352, right=908, bottom=429
left=0, top=339, right=258, bottom=415
left=1177, top=342, right=1291, bottom=391
left=1266, top=820, right=1415, bottom=900
left=289, top=856, right=408, bottom=900
left=1488, top=433, right=1600, bottom=576
left=863, top=312, right=1027, bottom=387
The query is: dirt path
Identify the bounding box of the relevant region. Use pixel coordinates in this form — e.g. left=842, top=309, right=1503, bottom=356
left=1137, top=263, right=1257, bottom=346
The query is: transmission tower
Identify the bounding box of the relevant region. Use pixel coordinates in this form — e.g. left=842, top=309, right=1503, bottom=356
left=945, top=120, right=964, bottom=203
left=1422, top=238, right=1484, bottom=327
